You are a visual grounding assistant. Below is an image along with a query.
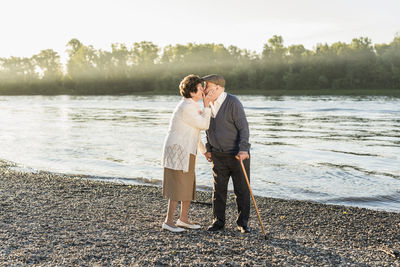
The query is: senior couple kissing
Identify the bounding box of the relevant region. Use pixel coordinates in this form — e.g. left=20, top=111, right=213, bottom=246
left=161, top=74, right=251, bottom=234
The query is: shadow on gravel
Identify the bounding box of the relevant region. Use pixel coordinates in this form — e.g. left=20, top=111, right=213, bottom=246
left=268, top=237, right=361, bottom=265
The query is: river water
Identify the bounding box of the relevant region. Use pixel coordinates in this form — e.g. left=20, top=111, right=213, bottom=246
left=1, top=95, right=399, bottom=212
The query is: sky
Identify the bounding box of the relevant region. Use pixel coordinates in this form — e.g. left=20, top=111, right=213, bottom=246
left=1, top=0, right=399, bottom=64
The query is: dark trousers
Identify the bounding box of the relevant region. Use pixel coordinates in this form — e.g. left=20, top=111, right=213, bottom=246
left=211, top=152, right=250, bottom=227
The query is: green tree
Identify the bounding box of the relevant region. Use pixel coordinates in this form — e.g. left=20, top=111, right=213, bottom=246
left=262, top=35, right=287, bottom=62
left=33, top=49, right=63, bottom=80
left=1, top=35, right=400, bottom=95
left=131, top=41, right=160, bottom=66
left=0, top=56, right=38, bottom=82
left=66, top=39, right=98, bottom=80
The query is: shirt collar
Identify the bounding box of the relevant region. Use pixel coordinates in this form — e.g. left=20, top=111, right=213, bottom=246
left=215, top=92, right=227, bottom=105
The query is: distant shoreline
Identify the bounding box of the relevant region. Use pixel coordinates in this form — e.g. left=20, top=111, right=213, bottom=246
left=1, top=88, right=400, bottom=97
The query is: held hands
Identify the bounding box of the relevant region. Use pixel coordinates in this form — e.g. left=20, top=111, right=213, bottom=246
left=204, top=152, right=212, bottom=162
left=205, top=151, right=249, bottom=162
left=236, top=151, right=250, bottom=161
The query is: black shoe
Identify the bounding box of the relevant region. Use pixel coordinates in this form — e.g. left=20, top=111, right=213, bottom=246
left=237, top=226, right=251, bottom=233
left=207, top=224, right=224, bottom=232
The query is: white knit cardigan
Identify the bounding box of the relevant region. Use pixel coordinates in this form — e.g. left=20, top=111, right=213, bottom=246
left=162, top=98, right=211, bottom=172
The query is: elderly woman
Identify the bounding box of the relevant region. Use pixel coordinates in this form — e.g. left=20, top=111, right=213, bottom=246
left=161, top=74, right=214, bottom=232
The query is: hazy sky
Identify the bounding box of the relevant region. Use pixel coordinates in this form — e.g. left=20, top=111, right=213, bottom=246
left=1, top=0, right=399, bottom=63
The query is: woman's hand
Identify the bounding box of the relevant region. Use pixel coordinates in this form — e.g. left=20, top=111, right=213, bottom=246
left=203, top=89, right=215, bottom=107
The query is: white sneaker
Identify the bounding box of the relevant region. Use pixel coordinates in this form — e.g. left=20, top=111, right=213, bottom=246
left=176, top=219, right=201, bottom=230
left=162, top=222, right=185, bottom=232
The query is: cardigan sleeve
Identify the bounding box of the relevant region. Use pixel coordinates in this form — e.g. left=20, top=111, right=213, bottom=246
left=181, top=104, right=211, bottom=130
left=232, top=98, right=251, bottom=152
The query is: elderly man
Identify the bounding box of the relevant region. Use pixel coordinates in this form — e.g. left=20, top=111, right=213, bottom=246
left=202, top=74, right=251, bottom=233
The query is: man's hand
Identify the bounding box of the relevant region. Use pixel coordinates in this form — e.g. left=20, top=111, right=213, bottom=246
left=236, top=151, right=249, bottom=161
left=204, top=152, right=212, bottom=162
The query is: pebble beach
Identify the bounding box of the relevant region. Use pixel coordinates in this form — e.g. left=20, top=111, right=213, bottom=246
left=0, top=159, right=399, bottom=266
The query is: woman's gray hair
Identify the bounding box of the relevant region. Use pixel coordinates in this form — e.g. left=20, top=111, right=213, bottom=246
left=179, top=74, right=203, bottom=98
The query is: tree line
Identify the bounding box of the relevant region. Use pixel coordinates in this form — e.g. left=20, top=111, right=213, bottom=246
left=0, top=35, right=399, bottom=95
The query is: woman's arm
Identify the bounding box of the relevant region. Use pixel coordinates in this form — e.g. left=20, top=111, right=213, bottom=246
left=182, top=104, right=211, bottom=130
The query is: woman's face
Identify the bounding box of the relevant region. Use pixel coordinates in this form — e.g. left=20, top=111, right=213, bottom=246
left=190, top=83, right=204, bottom=101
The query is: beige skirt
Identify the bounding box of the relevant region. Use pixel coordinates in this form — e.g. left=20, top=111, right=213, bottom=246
left=162, top=154, right=196, bottom=201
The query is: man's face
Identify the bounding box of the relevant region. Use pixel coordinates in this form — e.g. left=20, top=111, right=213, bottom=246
left=204, top=82, right=218, bottom=96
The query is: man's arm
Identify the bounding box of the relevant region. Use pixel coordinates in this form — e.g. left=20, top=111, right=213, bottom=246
left=232, top=98, right=250, bottom=160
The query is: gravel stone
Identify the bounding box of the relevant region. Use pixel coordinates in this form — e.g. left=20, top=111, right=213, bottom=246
left=0, top=159, right=399, bottom=266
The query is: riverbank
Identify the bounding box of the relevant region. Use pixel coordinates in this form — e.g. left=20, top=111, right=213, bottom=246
left=105, top=88, right=400, bottom=97
left=1, top=159, right=399, bottom=266
left=1, top=88, right=400, bottom=96
left=231, top=88, right=400, bottom=97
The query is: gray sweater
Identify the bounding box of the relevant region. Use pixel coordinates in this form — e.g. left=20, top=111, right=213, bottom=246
left=205, top=94, right=251, bottom=154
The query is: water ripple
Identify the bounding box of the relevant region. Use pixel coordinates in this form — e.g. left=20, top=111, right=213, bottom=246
left=1, top=95, right=400, bottom=212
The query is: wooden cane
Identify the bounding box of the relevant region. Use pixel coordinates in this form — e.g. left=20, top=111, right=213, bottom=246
left=236, top=156, right=267, bottom=239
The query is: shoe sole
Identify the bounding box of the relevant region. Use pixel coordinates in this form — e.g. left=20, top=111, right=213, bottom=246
left=162, top=228, right=185, bottom=233
left=162, top=223, right=185, bottom=232
left=177, top=225, right=201, bottom=230
left=207, top=227, right=224, bottom=232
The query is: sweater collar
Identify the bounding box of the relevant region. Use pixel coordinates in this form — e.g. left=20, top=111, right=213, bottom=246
left=184, top=97, right=200, bottom=110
